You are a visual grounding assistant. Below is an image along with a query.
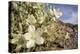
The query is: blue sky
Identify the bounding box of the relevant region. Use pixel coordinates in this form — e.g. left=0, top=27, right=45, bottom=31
left=48, top=3, right=78, bottom=24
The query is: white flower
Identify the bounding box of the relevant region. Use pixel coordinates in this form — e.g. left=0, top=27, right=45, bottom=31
left=41, top=25, right=48, bottom=33
left=48, top=9, right=54, bottom=16
left=33, top=5, right=38, bottom=9
left=53, top=8, right=63, bottom=18
left=10, top=33, right=21, bottom=44
left=52, top=17, right=56, bottom=21
left=23, top=25, right=44, bottom=48
left=12, top=2, right=18, bottom=10
left=33, top=4, right=41, bottom=9
left=26, top=14, right=36, bottom=25
left=36, top=11, right=45, bottom=24
left=38, top=16, right=45, bottom=24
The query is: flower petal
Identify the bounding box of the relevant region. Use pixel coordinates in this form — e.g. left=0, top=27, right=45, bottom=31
left=26, top=40, right=35, bottom=48
left=52, top=17, right=56, bottom=21
left=28, top=25, right=35, bottom=32
left=49, top=9, right=54, bottom=16
left=38, top=16, right=45, bottom=24
left=35, top=28, right=43, bottom=36
left=23, top=33, right=32, bottom=40
left=26, top=14, right=36, bottom=24
left=35, top=37, right=44, bottom=45
left=11, top=38, right=18, bottom=44
left=53, top=8, right=62, bottom=18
